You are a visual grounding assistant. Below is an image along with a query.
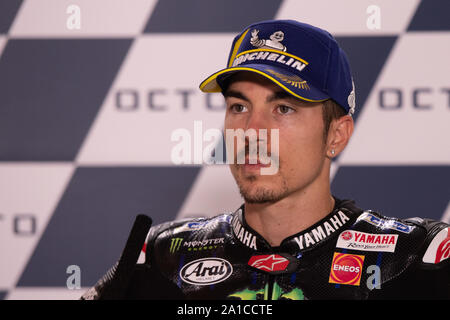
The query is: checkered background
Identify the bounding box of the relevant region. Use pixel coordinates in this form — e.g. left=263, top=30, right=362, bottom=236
left=0, top=0, right=448, bottom=299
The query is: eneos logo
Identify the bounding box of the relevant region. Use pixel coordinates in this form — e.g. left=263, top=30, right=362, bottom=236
left=329, top=252, right=365, bottom=286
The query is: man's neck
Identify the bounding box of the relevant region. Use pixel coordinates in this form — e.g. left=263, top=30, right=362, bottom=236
left=243, top=177, right=335, bottom=247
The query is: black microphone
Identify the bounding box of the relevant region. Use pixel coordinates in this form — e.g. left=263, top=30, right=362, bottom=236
left=81, top=214, right=185, bottom=299
left=99, top=214, right=152, bottom=300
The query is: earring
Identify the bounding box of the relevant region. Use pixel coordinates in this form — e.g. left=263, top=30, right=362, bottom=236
left=331, top=149, right=335, bottom=156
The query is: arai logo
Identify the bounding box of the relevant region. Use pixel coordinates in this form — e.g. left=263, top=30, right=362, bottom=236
left=180, top=258, right=233, bottom=285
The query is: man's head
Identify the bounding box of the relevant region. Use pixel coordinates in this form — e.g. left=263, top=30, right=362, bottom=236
left=220, top=72, right=353, bottom=203
left=199, top=20, right=355, bottom=204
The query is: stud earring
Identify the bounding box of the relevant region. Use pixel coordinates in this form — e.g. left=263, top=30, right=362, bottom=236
left=331, top=149, right=335, bottom=156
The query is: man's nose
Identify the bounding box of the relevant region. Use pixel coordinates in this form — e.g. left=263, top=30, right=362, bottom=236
left=245, top=108, right=271, bottom=132
left=244, top=108, right=275, bottom=149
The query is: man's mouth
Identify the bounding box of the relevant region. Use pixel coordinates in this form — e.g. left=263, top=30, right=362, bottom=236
left=230, top=133, right=280, bottom=175
left=240, top=155, right=273, bottom=171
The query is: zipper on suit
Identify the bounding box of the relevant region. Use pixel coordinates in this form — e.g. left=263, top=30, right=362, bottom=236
left=265, top=275, right=275, bottom=300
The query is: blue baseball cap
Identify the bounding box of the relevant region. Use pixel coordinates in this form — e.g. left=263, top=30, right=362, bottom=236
left=199, top=19, right=355, bottom=115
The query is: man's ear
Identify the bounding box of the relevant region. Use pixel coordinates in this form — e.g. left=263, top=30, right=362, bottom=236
left=326, top=115, right=354, bottom=158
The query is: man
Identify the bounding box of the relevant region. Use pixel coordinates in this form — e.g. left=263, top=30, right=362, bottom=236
left=82, top=20, right=449, bottom=300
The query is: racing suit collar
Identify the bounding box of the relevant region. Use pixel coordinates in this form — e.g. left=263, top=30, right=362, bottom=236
left=231, top=197, right=362, bottom=253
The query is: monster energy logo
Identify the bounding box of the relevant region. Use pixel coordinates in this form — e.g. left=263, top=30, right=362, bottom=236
left=170, top=237, right=225, bottom=253
left=170, top=238, right=183, bottom=253
left=228, top=282, right=304, bottom=300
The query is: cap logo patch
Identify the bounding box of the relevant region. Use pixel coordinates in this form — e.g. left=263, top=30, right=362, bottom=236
left=250, top=29, right=287, bottom=52
left=266, top=69, right=310, bottom=89
left=231, top=49, right=308, bottom=73
left=348, top=80, right=356, bottom=115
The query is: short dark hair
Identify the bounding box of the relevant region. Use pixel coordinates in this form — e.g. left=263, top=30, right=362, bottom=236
left=322, top=99, right=347, bottom=142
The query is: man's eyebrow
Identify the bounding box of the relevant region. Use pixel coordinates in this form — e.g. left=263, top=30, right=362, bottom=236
left=223, top=89, right=304, bottom=105
left=266, top=91, right=297, bottom=103
left=223, top=90, right=249, bottom=102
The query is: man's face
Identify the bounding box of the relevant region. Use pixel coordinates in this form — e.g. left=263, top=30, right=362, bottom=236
left=224, top=72, right=328, bottom=204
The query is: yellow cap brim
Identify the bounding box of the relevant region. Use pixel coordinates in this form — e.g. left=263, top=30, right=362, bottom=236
left=199, top=66, right=328, bottom=103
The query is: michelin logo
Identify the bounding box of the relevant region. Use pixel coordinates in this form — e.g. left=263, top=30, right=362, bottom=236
left=231, top=29, right=308, bottom=73
left=250, top=29, right=287, bottom=52
left=232, top=51, right=307, bottom=72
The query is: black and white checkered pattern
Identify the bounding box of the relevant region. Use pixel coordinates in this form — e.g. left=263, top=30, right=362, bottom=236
left=0, top=0, right=448, bottom=299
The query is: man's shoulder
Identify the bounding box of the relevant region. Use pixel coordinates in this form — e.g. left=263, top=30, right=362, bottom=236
left=351, top=209, right=450, bottom=267
left=351, top=210, right=450, bottom=298
left=351, top=210, right=419, bottom=234
left=144, top=212, right=235, bottom=265
left=146, top=212, right=234, bottom=246
left=407, top=216, right=450, bottom=265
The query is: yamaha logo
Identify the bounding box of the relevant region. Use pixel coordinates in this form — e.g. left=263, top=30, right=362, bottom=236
left=341, top=231, right=353, bottom=241
left=180, top=258, right=233, bottom=285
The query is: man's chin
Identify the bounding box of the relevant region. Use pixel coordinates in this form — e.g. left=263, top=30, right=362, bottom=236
left=232, top=166, right=288, bottom=203
left=238, top=185, right=288, bottom=204
left=243, top=195, right=277, bottom=204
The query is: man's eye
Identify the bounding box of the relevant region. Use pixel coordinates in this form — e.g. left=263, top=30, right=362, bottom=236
left=277, top=105, right=295, bottom=114
left=230, top=104, right=248, bottom=113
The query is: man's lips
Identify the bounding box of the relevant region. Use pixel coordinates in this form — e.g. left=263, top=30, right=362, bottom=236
left=242, top=164, right=270, bottom=172
left=240, top=157, right=272, bottom=168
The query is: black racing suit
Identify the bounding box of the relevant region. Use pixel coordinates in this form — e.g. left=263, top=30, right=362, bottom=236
left=82, top=197, right=450, bottom=300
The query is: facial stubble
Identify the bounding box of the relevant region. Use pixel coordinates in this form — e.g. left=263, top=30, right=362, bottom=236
left=232, top=163, right=290, bottom=204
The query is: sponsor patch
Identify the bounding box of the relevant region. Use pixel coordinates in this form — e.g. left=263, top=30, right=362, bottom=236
left=247, top=253, right=297, bottom=274
left=173, top=221, right=209, bottom=233
left=169, top=237, right=183, bottom=253
left=329, top=252, right=365, bottom=286
left=358, top=212, right=414, bottom=233
left=180, top=258, right=233, bottom=286
left=293, top=210, right=350, bottom=250
left=170, top=237, right=225, bottom=253
left=250, top=29, right=287, bottom=52
left=348, top=80, right=356, bottom=115
left=265, top=68, right=310, bottom=89
left=231, top=212, right=258, bottom=250
left=230, top=29, right=308, bottom=73
left=336, top=230, right=398, bottom=252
